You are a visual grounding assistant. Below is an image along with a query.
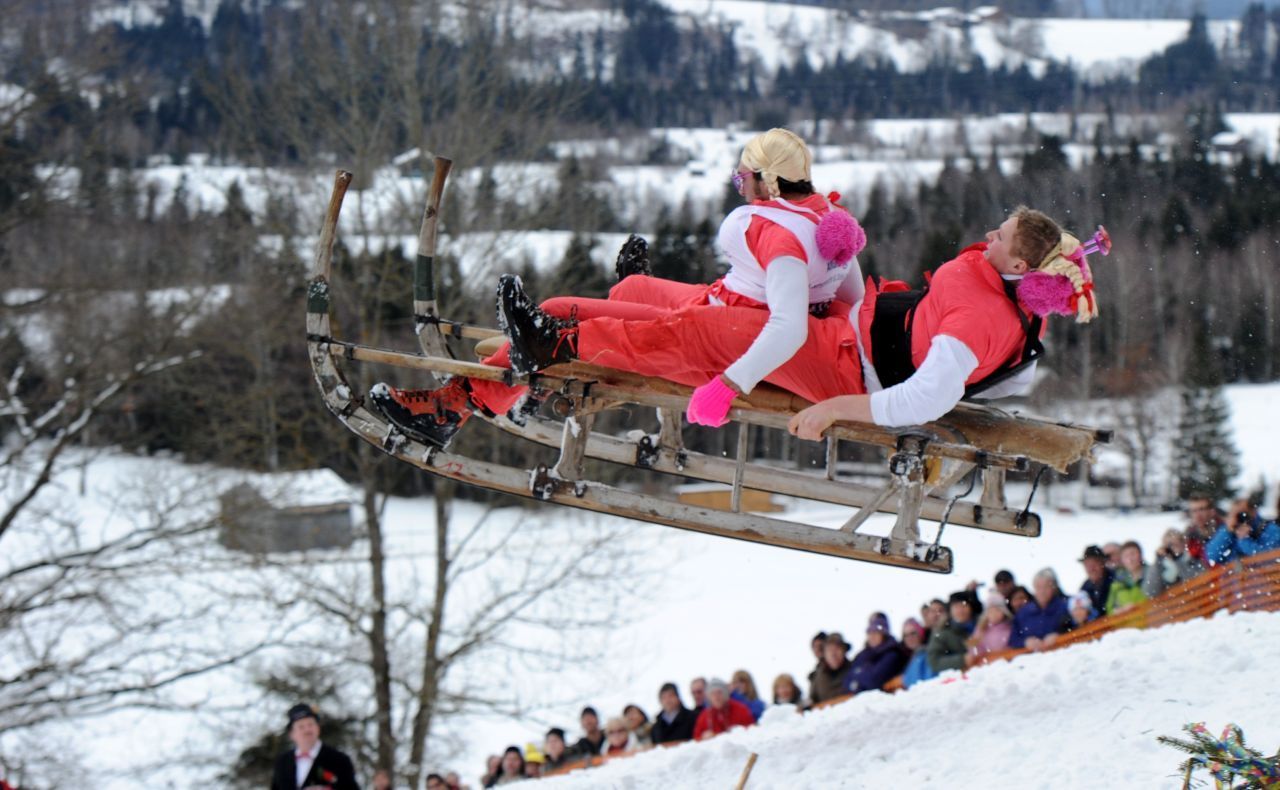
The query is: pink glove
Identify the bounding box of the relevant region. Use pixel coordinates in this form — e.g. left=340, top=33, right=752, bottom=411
left=687, top=376, right=737, bottom=427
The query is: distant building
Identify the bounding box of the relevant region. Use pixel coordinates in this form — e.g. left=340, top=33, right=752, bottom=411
left=218, top=471, right=356, bottom=554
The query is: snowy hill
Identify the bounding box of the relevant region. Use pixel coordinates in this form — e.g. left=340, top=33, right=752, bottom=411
left=540, top=611, right=1280, bottom=789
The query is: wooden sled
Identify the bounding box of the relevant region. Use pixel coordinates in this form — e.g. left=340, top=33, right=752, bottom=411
left=307, top=165, right=1111, bottom=573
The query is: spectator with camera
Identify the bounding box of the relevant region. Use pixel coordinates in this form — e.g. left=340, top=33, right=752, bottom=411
left=1206, top=497, right=1280, bottom=564
left=1145, top=528, right=1205, bottom=596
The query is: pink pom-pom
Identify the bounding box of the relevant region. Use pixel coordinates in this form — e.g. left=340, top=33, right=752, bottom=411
left=1017, top=272, right=1077, bottom=317
left=816, top=210, right=866, bottom=265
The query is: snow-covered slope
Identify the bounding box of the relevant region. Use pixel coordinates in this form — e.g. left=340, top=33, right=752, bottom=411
left=541, top=611, right=1280, bottom=789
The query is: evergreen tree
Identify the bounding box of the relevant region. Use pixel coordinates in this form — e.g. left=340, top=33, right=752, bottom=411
left=552, top=234, right=611, bottom=298
left=1174, top=315, right=1240, bottom=501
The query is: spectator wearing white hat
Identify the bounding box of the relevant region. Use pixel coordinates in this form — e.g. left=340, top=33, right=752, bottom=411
left=693, top=678, right=756, bottom=740
left=965, top=592, right=1013, bottom=667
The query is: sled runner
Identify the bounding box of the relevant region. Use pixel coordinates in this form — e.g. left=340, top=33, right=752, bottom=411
left=307, top=165, right=1111, bottom=573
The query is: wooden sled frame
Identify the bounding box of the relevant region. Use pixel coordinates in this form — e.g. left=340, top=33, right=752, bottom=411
left=307, top=165, right=1112, bottom=573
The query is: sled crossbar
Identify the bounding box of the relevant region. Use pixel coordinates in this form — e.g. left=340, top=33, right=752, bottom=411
left=321, top=340, right=1036, bottom=472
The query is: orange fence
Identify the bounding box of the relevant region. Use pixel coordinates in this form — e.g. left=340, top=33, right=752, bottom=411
left=543, top=549, right=1280, bottom=780
left=979, top=547, right=1280, bottom=666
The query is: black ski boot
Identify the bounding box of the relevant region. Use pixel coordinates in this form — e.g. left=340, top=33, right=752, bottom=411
left=615, top=234, right=652, bottom=281
left=496, top=274, right=579, bottom=375
left=368, top=378, right=473, bottom=449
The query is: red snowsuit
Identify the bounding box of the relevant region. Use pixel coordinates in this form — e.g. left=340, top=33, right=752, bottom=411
left=692, top=698, right=756, bottom=740
left=467, top=193, right=851, bottom=414
left=858, top=242, right=1036, bottom=386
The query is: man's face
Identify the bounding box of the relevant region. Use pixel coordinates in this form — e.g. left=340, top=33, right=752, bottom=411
left=984, top=215, right=1029, bottom=276
left=426, top=777, right=447, bottom=790
left=708, top=687, right=728, bottom=710
left=1121, top=545, right=1142, bottom=572
left=690, top=680, right=706, bottom=707
left=995, top=579, right=1014, bottom=598
left=546, top=734, right=565, bottom=760
left=1083, top=556, right=1105, bottom=582
left=1189, top=498, right=1215, bottom=529
left=949, top=600, right=972, bottom=624
left=1103, top=543, right=1121, bottom=566
left=289, top=717, right=320, bottom=753
left=927, top=601, right=947, bottom=627
left=581, top=712, right=599, bottom=734
left=811, top=637, right=824, bottom=659
left=659, top=688, right=679, bottom=713
left=822, top=641, right=845, bottom=668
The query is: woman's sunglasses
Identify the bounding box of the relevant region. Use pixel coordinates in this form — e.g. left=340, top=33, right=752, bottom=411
left=731, top=170, right=758, bottom=192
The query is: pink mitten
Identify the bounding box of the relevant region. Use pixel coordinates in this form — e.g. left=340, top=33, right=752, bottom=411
left=687, top=376, right=737, bottom=427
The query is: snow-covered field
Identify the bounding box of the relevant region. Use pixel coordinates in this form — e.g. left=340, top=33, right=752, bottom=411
left=542, top=611, right=1280, bottom=789
left=0, top=381, right=1268, bottom=787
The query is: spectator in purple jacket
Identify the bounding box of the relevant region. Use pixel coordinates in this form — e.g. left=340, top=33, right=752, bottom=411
left=1009, top=568, right=1074, bottom=651
left=845, top=613, right=908, bottom=694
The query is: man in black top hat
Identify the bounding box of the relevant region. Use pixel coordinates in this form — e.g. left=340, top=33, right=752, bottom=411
left=271, top=703, right=360, bottom=790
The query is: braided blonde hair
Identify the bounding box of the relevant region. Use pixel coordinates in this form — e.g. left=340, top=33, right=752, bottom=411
left=1012, top=206, right=1099, bottom=324
left=739, top=128, right=812, bottom=200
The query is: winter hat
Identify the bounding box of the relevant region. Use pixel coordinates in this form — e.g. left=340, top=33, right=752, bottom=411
left=1018, top=225, right=1110, bottom=323
left=902, top=617, right=924, bottom=637
left=739, top=128, right=812, bottom=199
left=984, top=592, right=1012, bottom=617
left=866, top=612, right=891, bottom=634
left=525, top=743, right=546, bottom=764
left=815, top=209, right=867, bottom=266
left=824, top=632, right=852, bottom=653
left=286, top=703, right=319, bottom=731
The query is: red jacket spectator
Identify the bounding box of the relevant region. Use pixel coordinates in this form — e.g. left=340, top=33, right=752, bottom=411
left=694, top=679, right=756, bottom=739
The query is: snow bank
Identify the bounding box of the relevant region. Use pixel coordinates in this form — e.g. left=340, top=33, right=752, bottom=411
left=542, top=610, right=1280, bottom=789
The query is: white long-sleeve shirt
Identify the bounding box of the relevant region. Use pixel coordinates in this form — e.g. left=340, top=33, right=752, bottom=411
left=724, top=257, right=810, bottom=392
left=867, top=335, right=1036, bottom=426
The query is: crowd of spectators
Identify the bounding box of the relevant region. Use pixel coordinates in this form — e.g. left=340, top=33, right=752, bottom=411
left=460, top=492, right=1280, bottom=786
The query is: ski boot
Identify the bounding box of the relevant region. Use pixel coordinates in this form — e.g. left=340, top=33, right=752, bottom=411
left=615, top=234, right=652, bottom=280
left=497, top=275, right=580, bottom=375
left=367, top=378, right=473, bottom=449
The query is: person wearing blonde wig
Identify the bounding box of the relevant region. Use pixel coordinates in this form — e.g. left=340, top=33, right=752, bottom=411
left=787, top=206, right=1108, bottom=437
left=371, top=128, right=869, bottom=445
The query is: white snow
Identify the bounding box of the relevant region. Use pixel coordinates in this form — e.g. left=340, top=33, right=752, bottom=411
left=541, top=610, right=1280, bottom=789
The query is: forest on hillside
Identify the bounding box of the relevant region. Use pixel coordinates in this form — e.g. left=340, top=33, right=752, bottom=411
left=0, top=0, right=1270, bottom=490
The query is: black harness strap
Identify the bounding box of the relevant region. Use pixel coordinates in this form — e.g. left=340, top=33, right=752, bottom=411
left=868, top=277, right=1044, bottom=399
left=868, top=288, right=929, bottom=388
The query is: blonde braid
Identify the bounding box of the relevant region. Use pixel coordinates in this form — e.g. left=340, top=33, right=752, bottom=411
left=740, top=128, right=811, bottom=201
left=1036, top=233, right=1098, bottom=323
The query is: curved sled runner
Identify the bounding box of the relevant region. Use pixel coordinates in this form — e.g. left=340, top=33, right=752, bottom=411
left=307, top=166, right=1111, bottom=573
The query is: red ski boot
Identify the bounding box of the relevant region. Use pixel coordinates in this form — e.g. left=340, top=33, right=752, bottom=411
left=368, top=378, right=473, bottom=449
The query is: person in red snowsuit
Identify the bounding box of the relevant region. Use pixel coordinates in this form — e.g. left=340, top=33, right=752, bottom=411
left=692, top=678, right=756, bottom=740
left=370, top=128, right=867, bottom=447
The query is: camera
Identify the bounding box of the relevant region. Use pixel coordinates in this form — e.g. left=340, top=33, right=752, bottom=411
left=1236, top=511, right=1249, bottom=525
